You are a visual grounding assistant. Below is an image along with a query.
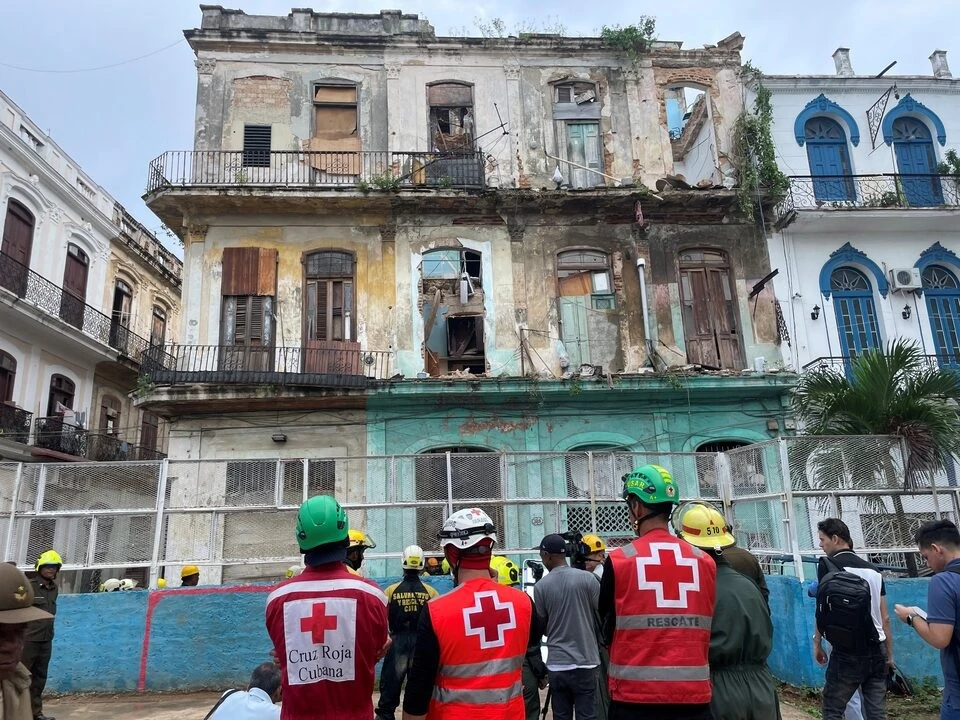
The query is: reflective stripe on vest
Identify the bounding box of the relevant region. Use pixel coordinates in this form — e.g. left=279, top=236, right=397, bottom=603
left=432, top=680, right=524, bottom=705
left=439, top=656, right=523, bottom=678
left=609, top=663, right=711, bottom=682
left=616, top=614, right=712, bottom=630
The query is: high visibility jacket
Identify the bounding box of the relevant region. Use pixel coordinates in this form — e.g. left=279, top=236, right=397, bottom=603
left=607, top=528, right=716, bottom=705
left=265, top=563, right=388, bottom=720
left=427, top=577, right=532, bottom=720
left=385, top=573, right=439, bottom=635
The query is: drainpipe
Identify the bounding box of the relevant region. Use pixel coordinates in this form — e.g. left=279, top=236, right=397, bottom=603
left=636, top=258, right=656, bottom=363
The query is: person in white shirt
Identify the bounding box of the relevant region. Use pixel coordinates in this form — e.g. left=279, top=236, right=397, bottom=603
left=206, top=662, right=281, bottom=720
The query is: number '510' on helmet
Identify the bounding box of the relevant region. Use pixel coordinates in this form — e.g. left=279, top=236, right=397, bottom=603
left=296, top=495, right=349, bottom=552
left=674, top=502, right=736, bottom=550
left=621, top=464, right=680, bottom=506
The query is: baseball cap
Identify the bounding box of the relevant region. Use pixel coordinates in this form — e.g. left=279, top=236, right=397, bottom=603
left=536, top=534, right=568, bottom=555
left=0, top=563, right=53, bottom=624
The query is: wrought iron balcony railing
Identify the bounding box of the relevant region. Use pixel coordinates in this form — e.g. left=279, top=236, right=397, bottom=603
left=34, top=416, right=86, bottom=457
left=85, top=433, right=166, bottom=461
left=0, top=405, right=32, bottom=445
left=783, top=174, right=960, bottom=212
left=0, top=252, right=153, bottom=363
left=141, top=344, right=395, bottom=389
left=145, top=150, right=487, bottom=194
left=802, top=354, right=958, bottom=373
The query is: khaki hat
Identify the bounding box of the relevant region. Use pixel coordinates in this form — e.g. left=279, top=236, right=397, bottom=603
left=0, top=564, right=53, bottom=624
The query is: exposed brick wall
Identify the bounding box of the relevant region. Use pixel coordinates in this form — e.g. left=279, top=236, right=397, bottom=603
left=231, top=76, right=292, bottom=111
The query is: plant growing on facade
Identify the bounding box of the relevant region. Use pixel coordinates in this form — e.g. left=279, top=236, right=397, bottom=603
left=937, top=149, right=960, bottom=199
left=791, top=339, right=960, bottom=575
left=370, top=173, right=401, bottom=191
left=600, top=18, right=657, bottom=66
left=734, top=79, right=790, bottom=220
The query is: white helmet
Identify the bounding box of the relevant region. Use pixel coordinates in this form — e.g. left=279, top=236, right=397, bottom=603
left=101, top=578, right=122, bottom=592
left=402, top=544, right=425, bottom=570
left=438, top=508, right=497, bottom=550
left=119, top=578, right=139, bottom=591
left=286, top=565, right=301, bottom=579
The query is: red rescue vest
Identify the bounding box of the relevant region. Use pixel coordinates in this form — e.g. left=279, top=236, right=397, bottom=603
left=427, top=577, right=532, bottom=720
left=607, top=528, right=716, bottom=705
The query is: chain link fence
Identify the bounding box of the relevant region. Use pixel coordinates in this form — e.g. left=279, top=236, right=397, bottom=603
left=2, top=436, right=957, bottom=590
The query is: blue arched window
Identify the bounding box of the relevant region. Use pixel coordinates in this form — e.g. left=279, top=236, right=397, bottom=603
left=804, top=117, right=854, bottom=202
left=830, top=267, right=881, bottom=360
left=892, top=117, right=944, bottom=206
left=921, top=264, right=960, bottom=368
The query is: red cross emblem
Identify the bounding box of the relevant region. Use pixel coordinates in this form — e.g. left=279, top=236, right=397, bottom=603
left=635, top=542, right=700, bottom=608
left=300, top=601, right=339, bottom=644
left=463, top=591, right=516, bottom=649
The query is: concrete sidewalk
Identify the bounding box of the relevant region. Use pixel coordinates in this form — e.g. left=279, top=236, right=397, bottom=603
left=46, top=690, right=813, bottom=719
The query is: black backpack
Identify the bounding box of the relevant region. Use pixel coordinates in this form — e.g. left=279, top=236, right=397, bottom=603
left=815, top=554, right=878, bottom=651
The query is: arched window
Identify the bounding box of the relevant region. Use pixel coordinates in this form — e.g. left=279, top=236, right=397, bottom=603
left=552, top=81, right=602, bottom=188
left=830, top=267, right=881, bottom=359
left=1, top=199, right=35, bottom=297
left=305, top=250, right=355, bottom=343
left=0, top=350, right=16, bottom=402
left=47, top=374, right=76, bottom=416
left=414, top=447, right=501, bottom=550
left=892, top=117, right=944, bottom=206
left=60, top=243, right=89, bottom=329
left=804, top=117, right=854, bottom=202
left=922, top=264, right=960, bottom=368
left=428, top=82, right=474, bottom=152
left=110, top=279, right=134, bottom=351
left=678, top=249, right=743, bottom=370
left=565, top=444, right=634, bottom=537
left=99, top=394, right=121, bottom=434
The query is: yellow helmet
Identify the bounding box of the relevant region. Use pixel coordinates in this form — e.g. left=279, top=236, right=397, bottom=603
left=181, top=565, right=200, bottom=578
left=157, top=578, right=167, bottom=589
left=348, top=529, right=376, bottom=549
left=491, top=556, right=521, bottom=586
left=35, top=550, right=63, bottom=571
left=581, top=534, right=607, bottom=553
left=675, top=502, right=736, bottom=550
left=441, top=558, right=451, bottom=575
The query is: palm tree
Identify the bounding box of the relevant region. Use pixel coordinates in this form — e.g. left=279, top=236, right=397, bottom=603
left=792, top=339, right=960, bottom=575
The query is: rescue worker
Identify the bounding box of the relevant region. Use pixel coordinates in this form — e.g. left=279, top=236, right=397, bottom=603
left=265, top=495, right=389, bottom=720
left=401, top=508, right=540, bottom=720
left=180, top=565, right=200, bottom=587
left=22, top=550, right=61, bottom=720
left=375, top=545, right=439, bottom=720
left=598, top=465, right=717, bottom=720
left=491, top=556, right=547, bottom=720
left=580, top=534, right=607, bottom=580
left=675, top=502, right=779, bottom=720
left=423, top=557, right=443, bottom=576
left=345, top=529, right=376, bottom=575
left=0, top=562, right=55, bottom=720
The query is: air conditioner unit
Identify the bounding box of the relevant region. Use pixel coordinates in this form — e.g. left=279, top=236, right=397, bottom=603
left=890, top=267, right=922, bottom=292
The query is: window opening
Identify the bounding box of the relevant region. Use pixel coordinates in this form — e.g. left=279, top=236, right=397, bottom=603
left=428, top=83, right=474, bottom=152
left=151, top=305, right=167, bottom=347
left=243, top=124, right=272, bottom=168
left=99, top=395, right=121, bottom=435
left=47, top=374, right=76, bottom=416
left=140, top=412, right=160, bottom=451
left=664, top=85, right=717, bottom=187
left=303, top=251, right=359, bottom=374
left=0, top=351, right=16, bottom=403
left=678, top=249, right=743, bottom=370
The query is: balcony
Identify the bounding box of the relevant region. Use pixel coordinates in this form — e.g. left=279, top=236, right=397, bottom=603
left=0, top=252, right=153, bottom=363
left=146, top=150, right=487, bottom=194
left=0, top=405, right=32, bottom=444
left=140, top=344, right=394, bottom=389
left=783, top=174, right=960, bottom=212
left=802, top=354, right=958, bottom=373
left=85, top=433, right=166, bottom=461
left=33, top=417, right=165, bottom=461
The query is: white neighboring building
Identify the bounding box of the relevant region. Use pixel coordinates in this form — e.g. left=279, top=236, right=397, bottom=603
left=0, top=88, right=182, bottom=463
left=760, top=48, right=960, bottom=373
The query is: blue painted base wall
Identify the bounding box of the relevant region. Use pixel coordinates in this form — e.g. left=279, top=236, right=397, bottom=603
left=47, top=575, right=939, bottom=694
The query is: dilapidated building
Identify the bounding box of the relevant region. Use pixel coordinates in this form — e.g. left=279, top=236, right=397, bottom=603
left=140, top=7, right=794, bottom=581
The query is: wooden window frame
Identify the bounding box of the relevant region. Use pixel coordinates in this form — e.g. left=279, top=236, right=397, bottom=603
left=150, top=305, right=167, bottom=347
left=677, top=248, right=744, bottom=370
left=427, top=81, right=475, bottom=153
left=0, top=350, right=16, bottom=403
left=556, top=248, right=614, bottom=309
left=47, top=373, right=76, bottom=416
left=303, top=250, right=356, bottom=343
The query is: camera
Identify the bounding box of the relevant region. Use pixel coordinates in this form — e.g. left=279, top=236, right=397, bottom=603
left=559, top=529, right=588, bottom=570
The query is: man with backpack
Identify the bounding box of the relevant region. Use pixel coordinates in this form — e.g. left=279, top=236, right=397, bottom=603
left=813, top=518, right=894, bottom=720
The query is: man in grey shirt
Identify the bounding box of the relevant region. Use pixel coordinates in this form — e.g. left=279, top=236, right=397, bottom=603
left=533, top=534, right=601, bottom=720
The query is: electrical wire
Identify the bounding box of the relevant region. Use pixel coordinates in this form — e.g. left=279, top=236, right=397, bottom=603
left=0, top=39, right=185, bottom=74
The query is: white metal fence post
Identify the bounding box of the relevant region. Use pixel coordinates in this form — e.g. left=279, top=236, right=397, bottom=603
left=778, top=438, right=805, bottom=582
left=445, top=451, right=454, bottom=518
left=2, top=463, right=24, bottom=562
left=587, top=451, right=598, bottom=532
left=148, top=459, right=170, bottom=588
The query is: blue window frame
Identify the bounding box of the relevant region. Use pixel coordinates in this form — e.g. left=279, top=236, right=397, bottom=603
left=922, top=264, right=960, bottom=368
left=892, top=117, right=944, bottom=206
left=830, top=267, right=881, bottom=361
left=804, top=117, right=855, bottom=202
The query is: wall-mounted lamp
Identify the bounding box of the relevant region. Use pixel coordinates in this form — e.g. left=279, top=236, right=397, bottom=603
left=810, top=305, right=821, bottom=320
left=902, top=304, right=912, bottom=320
left=271, top=432, right=287, bottom=443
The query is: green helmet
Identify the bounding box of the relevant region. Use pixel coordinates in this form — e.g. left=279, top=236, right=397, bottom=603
left=296, top=496, right=349, bottom=552
left=622, top=464, right=680, bottom=505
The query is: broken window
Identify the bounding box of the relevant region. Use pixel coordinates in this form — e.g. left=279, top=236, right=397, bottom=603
left=663, top=85, right=718, bottom=187
left=447, top=315, right=484, bottom=372
left=552, top=82, right=603, bottom=188
left=556, top=250, right=615, bottom=370
left=422, top=248, right=481, bottom=281
left=678, top=249, right=743, bottom=370
left=308, top=83, right=360, bottom=175
left=428, top=82, right=474, bottom=152
left=557, top=250, right=613, bottom=309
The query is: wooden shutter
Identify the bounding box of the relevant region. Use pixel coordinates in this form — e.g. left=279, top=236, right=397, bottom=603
left=221, top=248, right=277, bottom=296
left=140, top=412, right=159, bottom=451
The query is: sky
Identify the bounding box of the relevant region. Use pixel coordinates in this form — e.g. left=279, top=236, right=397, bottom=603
left=1, top=0, right=958, bottom=257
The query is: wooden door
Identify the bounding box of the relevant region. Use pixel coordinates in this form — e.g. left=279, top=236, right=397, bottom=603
left=566, top=122, right=602, bottom=189
left=1, top=200, right=34, bottom=297
left=679, top=260, right=744, bottom=370
left=60, top=244, right=89, bottom=329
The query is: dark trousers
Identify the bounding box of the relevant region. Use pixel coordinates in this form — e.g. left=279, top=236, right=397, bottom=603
left=376, top=633, right=417, bottom=720
left=21, top=639, right=52, bottom=717
left=522, top=659, right=541, bottom=720
left=548, top=667, right=599, bottom=720
left=822, top=644, right=887, bottom=720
